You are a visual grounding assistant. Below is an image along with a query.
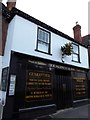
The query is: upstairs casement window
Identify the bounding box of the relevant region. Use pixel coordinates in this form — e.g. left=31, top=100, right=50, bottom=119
left=36, top=27, right=51, bottom=54
left=72, top=43, right=80, bottom=63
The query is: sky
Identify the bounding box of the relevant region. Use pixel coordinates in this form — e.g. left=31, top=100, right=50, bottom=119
left=2, top=0, right=89, bottom=38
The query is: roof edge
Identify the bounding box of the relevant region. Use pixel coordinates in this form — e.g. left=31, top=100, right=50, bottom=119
left=2, top=3, right=88, bottom=48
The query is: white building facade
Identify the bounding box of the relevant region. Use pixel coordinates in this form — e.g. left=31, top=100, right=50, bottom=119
left=2, top=15, right=89, bottom=69
left=1, top=6, right=89, bottom=120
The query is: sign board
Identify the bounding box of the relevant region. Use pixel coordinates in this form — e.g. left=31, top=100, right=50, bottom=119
left=9, top=75, right=16, bottom=96
left=73, top=77, right=87, bottom=100
left=25, top=70, right=53, bottom=102
left=1, top=68, right=9, bottom=91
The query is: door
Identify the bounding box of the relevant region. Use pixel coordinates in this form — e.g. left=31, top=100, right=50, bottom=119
left=55, top=69, right=72, bottom=110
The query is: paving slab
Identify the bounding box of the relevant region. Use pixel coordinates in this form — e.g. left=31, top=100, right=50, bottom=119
left=52, top=104, right=89, bottom=119
left=37, top=104, right=89, bottom=120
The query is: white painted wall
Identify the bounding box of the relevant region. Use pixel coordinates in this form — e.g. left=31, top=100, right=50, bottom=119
left=3, top=15, right=89, bottom=69
left=2, top=17, right=16, bottom=68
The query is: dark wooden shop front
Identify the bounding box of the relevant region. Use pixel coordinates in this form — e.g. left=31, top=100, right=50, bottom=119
left=2, top=52, right=88, bottom=120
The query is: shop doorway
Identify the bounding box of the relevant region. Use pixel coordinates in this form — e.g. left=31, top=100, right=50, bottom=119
left=54, top=69, right=72, bottom=110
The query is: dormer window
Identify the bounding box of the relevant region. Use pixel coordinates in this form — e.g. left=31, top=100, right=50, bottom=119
left=36, top=27, right=51, bottom=54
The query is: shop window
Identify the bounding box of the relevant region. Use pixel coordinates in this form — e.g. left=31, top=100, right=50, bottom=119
left=72, top=43, right=80, bottom=62
left=36, top=27, right=51, bottom=54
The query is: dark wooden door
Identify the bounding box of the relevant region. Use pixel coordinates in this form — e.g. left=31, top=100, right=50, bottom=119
left=55, top=69, right=72, bottom=110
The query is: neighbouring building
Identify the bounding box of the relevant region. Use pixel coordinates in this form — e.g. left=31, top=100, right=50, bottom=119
left=1, top=1, right=89, bottom=120
left=82, top=35, right=90, bottom=62
left=82, top=35, right=90, bottom=100
left=73, top=22, right=90, bottom=101
left=0, top=1, right=15, bottom=120
left=0, top=2, right=10, bottom=88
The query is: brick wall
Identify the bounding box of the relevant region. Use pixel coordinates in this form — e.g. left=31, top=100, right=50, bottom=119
left=0, top=3, right=2, bottom=55
left=0, top=16, right=8, bottom=56
left=2, top=17, right=8, bottom=55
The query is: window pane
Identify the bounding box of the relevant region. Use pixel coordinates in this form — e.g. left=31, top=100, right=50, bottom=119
left=38, top=42, right=48, bottom=53
left=72, top=44, right=79, bottom=54
left=72, top=54, right=79, bottom=61
left=45, top=32, right=49, bottom=43
left=38, top=29, right=49, bottom=43
left=38, top=29, right=42, bottom=40
left=43, top=31, right=45, bottom=41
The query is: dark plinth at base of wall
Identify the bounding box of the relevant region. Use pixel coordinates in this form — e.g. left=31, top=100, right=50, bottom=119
left=18, top=104, right=56, bottom=120
left=73, top=99, right=89, bottom=107
left=2, top=104, right=56, bottom=120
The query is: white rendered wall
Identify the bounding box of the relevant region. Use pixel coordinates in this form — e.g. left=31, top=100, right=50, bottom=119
left=4, top=15, right=89, bottom=69
left=2, top=17, right=16, bottom=68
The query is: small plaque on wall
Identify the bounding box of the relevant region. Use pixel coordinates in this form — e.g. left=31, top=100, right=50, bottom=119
left=9, top=75, right=16, bottom=96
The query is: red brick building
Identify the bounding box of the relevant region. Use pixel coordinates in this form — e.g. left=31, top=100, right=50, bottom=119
left=82, top=35, right=90, bottom=99
left=73, top=23, right=90, bottom=99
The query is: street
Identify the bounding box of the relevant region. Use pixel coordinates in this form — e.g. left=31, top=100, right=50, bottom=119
left=37, top=104, right=89, bottom=119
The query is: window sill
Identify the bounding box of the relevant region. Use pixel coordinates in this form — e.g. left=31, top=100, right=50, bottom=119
left=72, top=60, right=81, bottom=63
left=35, top=49, right=52, bottom=55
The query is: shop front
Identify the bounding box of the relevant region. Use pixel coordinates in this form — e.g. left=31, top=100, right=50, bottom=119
left=2, top=52, right=88, bottom=120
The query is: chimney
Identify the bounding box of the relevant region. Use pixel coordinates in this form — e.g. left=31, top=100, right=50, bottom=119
left=73, top=22, right=82, bottom=43
left=7, top=0, right=16, bottom=11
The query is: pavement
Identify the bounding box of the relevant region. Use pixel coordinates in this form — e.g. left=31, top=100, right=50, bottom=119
left=0, top=103, right=3, bottom=120
left=0, top=103, right=89, bottom=120
left=36, top=104, right=90, bottom=120
left=0, top=91, right=6, bottom=120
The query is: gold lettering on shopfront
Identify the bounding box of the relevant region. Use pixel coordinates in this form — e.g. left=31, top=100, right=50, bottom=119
left=73, top=77, right=87, bottom=98
left=25, top=70, right=53, bottom=102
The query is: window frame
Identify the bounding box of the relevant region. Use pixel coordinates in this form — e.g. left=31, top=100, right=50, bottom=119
left=72, top=43, right=80, bottom=63
left=36, top=27, right=51, bottom=55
